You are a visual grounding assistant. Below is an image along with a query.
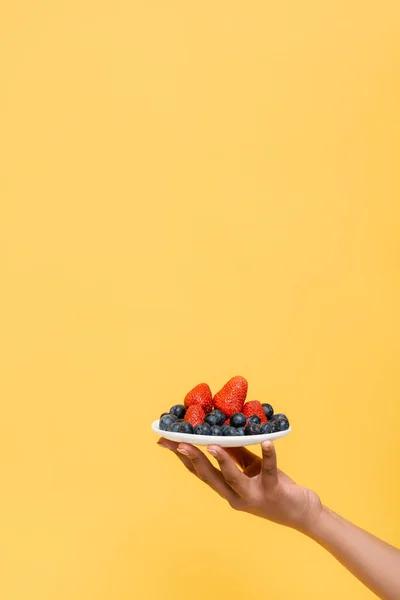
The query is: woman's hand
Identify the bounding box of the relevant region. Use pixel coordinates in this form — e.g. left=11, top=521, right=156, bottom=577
left=158, top=439, right=400, bottom=600
left=158, top=439, right=322, bottom=532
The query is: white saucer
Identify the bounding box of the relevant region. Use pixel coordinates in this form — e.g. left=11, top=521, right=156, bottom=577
left=152, top=420, right=291, bottom=447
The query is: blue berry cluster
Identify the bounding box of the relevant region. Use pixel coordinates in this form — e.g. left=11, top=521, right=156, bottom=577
left=159, top=404, right=289, bottom=436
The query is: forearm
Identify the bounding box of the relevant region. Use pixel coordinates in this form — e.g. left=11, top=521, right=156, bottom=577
left=304, top=506, right=400, bottom=600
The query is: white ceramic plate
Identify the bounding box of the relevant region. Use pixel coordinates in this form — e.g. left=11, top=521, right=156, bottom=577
left=152, top=420, right=291, bottom=447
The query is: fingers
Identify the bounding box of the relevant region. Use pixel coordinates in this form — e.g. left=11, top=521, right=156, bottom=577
left=158, top=439, right=249, bottom=506
left=158, top=438, right=177, bottom=450
left=207, top=446, right=248, bottom=496
left=225, top=447, right=258, bottom=470
left=158, top=438, right=196, bottom=474
left=176, top=444, right=239, bottom=504
left=261, top=441, right=278, bottom=485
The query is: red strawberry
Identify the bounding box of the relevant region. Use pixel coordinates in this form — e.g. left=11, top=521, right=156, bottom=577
left=213, top=376, right=248, bottom=417
left=184, top=405, right=205, bottom=427
left=243, top=400, right=267, bottom=424
left=184, top=383, right=213, bottom=414
left=224, top=418, right=231, bottom=425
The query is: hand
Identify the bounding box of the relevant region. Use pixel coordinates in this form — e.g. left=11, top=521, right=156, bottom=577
left=158, top=439, right=322, bottom=532
left=159, top=439, right=400, bottom=600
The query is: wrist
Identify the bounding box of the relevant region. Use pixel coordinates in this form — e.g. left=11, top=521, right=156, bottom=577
left=292, top=494, right=326, bottom=536
left=301, top=504, right=334, bottom=539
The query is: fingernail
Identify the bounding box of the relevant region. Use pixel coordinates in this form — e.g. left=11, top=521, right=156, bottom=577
left=207, top=447, right=218, bottom=457
left=177, top=447, right=189, bottom=456
left=262, top=441, right=272, bottom=451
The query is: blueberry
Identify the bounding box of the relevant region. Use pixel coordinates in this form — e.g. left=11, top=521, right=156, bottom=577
left=230, top=412, right=246, bottom=428
left=214, top=410, right=227, bottom=425
left=275, top=417, right=290, bottom=431
left=178, top=421, right=194, bottom=434
left=260, top=422, right=273, bottom=435
left=169, top=404, right=186, bottom=419
left=167, top=421, right=181, bottom=432
left=160, top=412, right=169, bottom=419
left=205, top=410, right=226, bottom=427
left=211, top=425, right=223, bottom=436
left=273, top=413, right=287, bottom=421
left=236, top=427, right=246, bottom=436
left=222, top=425, right=237, bottom=436
left=204, top=412, right=218, bottom=426
left=245, top=422, right=261, bottom=435
left=262, top=403, right=274, bottom=420
left=160, top=414, right=178, bottom=430
left=220, top=423, right=231, bottom=434
left=194, top=423, right=212, bottom=436
left=248, top=415, right=261, bottom=425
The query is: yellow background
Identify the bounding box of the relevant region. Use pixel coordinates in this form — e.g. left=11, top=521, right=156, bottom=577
left=1, top=1, right=399, bottom=599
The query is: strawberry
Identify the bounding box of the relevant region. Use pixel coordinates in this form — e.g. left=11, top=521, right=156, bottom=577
left=243, top=400, right=267, bottom=424
left=213, top=376, right=248, bottom=417
left=184, top=383, right=213, bottom=414
left=184, top=405, right=205, bottom=427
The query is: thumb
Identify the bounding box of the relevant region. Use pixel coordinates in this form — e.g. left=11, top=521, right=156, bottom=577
left=261, top=441, right=278, bottom=484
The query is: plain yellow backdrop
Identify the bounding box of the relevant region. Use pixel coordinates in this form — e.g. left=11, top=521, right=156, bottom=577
left=1, top=2, right=400, bottom=599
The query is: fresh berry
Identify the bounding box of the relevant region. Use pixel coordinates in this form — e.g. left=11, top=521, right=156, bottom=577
left=236, top=427, right=246, bottom=436
left=230, top=412, right=246, bottom=428
left=274, top=417, right=290, bottom=431
left=243, top=401, right=267, bottom=424
left=248, top=415, right=261, bottom=425
left=184, top=405, right=205, bottom=427
left=268, top=421, right=277, bottom=433
left=160, top=412, right=169, bottom=418
left=168, top=421, right=182, bottom=432
left=194, top=423, right=213, bottom=436
left=222, top=425, right=237, bottom=436
left=220, top=423, right=232, bottom=434
left=224, top=418, right=231, bottom=425
left=211, top=425, right=223, bottom=436
left=262, top=403, right=274, bottom=420
left=204, top=413, right=216, bottom=426
left=178, top=421, right=194, bottom=434
left=260, top=422, right=273, bottom=434
left=213, top=376, right=248, bottom=416
left=273, top=413, right=287, bottom=421
left=184, top=383, right=213, bottom=414
left=245, top=422, right=261, bottom=435
left=169, top=404, right=186, bottom=419
left=205, top=410, right=226, bottom=427
left=159, top=414, right=178, bottom=430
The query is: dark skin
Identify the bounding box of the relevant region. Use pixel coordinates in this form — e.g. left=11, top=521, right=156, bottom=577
left=157, top=439, right=321, bottom=530
left=158, top=439, right=400, bottom=600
